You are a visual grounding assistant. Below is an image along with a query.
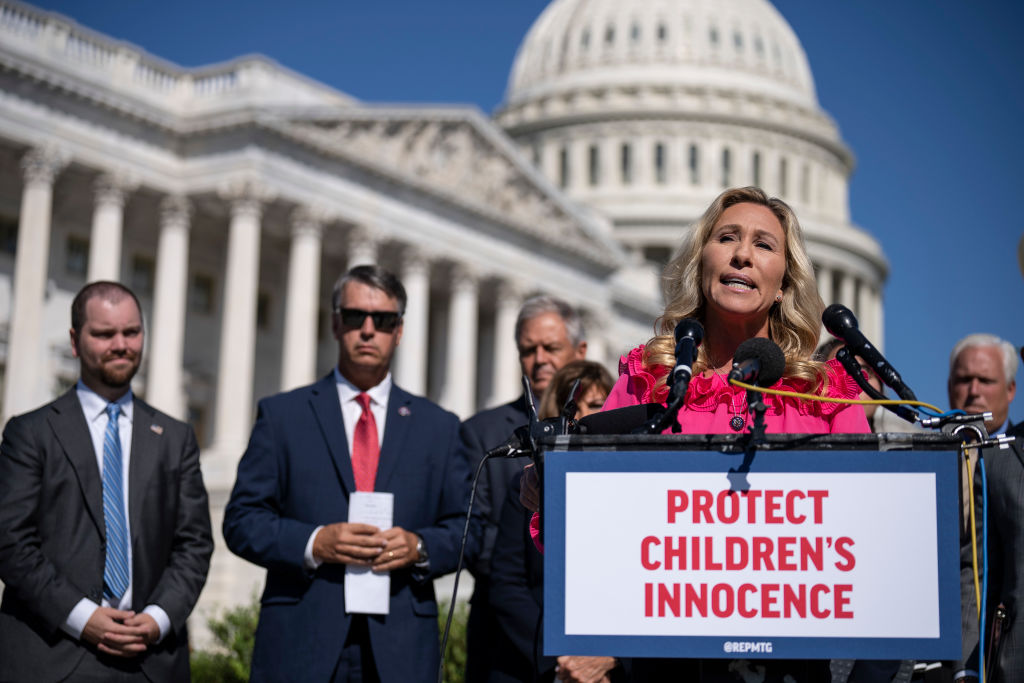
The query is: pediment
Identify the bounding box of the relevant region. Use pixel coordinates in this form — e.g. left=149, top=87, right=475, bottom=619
left=279, top=108, right=622, bottom=269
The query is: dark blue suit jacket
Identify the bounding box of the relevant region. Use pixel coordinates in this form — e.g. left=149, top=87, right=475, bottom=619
left=223, top=375, right=474, bottom=682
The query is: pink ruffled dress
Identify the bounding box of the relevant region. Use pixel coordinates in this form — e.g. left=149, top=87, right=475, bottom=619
left=528, top=346, right=869, bottom=549
left=602, top=345, right=870, bottom=434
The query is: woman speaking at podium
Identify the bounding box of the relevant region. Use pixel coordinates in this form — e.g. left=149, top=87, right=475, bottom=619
left=524, top=187, right=876, bottom=682
left=603, top=186, right=868, bottom=435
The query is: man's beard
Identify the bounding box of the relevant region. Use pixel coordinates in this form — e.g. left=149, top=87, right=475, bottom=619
left=99, top=356, right=140, bottom=388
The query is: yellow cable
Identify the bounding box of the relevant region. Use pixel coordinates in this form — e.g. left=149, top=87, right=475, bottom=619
left=965, top=446, right=981, bottom=617
left=728, top=379, right=945, bottom=415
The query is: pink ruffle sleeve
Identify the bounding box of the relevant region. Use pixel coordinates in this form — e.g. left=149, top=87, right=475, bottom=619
left=602, top=345, right=870, bottom=434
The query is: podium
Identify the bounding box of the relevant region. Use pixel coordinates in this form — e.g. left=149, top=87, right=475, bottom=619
left=539, top=432, right=962, bottom=661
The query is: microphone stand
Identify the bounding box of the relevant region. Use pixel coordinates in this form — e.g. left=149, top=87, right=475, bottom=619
left=745, top=388, right=767, bottom=445
left=835, top=347, right=918, bottom=424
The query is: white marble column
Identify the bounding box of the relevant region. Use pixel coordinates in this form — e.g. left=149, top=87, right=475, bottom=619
left=86, top=172, right=135, bottom=282
left=839, top=271, right=856, bottom=313
left=815, top=265, right=833, bottom=306
left=208, top=182, right=270, bottom=481
left=347, top=225, right=378, bottom=268
left=441, top=265, right=478, bottom=418
left=394, top=248, right=430, bottom=396
left=583, top=309, right=607, bottom=369
left=280, top=207, right=325, bottom=392
left=146, top=195, right=192, bottom=419
left=3, top=147, right=68, bottom=421
left=488, top=281, right=522, bottom=406
left=868, top=284, right=885, bottom=352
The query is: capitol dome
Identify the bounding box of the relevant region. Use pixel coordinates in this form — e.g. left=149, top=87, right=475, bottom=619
left=506, top=0, right=819, bottom=113
left=496, top=0, right=888, bottom=349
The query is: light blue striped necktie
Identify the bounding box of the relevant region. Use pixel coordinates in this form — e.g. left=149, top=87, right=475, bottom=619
left=102, top=402, right=130, bottom=603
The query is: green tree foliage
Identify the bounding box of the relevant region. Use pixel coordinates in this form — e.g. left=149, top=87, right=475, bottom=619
left=190, top=596, right=259, bottom=683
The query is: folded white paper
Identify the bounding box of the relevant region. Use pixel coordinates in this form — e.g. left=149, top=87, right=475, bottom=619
left=344, top=491, right=394, bottom=614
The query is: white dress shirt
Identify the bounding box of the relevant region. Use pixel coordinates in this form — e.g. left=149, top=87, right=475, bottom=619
left=62, top=382, right=170, bottom=642
left=303, top=370, right=392, bottom=569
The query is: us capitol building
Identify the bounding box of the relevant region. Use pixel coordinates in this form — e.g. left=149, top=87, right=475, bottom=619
left=0, top=0, right=887, bottom=622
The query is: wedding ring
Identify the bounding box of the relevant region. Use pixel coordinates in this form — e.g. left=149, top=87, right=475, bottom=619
left=388, top=550, right=395, bottom=559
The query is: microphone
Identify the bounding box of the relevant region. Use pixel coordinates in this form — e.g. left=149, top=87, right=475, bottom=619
left=822, top=304, right=917, bottom=401
left=728, top=337, right=786, bottom=387
left=577, top=404, right=663, bottom=435
left=668, top=318, right=704, bottom=397
left=484, top=424, right=532, bottom=459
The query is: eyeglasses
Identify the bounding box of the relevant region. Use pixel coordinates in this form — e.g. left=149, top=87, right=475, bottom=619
left=335, top=308, right=402, bottom=333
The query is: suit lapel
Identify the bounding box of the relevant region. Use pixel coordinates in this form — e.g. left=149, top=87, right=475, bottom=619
left=47, top=390, right=105, bottom=535
left=309, top=374, right=357, bottom=494
left=374, top=386, right=412, bottom=491
left=128, top=399, right=161, bottom=541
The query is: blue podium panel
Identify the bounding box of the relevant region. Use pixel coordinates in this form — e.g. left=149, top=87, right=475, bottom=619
left=542, top=449, right=961, bottom=660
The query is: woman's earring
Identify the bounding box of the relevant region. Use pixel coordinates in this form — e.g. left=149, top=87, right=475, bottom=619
left=775, top=294, right=782, bottom=303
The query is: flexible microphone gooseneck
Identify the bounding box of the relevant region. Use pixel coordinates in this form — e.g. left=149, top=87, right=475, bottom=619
left=822, top=304, right=917, bottom=402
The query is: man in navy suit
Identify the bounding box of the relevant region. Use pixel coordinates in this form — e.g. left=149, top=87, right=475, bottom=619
left=460, top=295, right=587, bottom=682
left=223, top=265, right=474, bottom=682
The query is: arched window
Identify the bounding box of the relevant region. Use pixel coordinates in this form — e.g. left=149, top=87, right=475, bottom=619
left=559, top=145, right=570, bottom=189
left=605, top=24, right=615, bottom=46
left=621, top=143, right=633, bottom=185
left=688, top=144, right=700, bottom=185
left=588, top=145, right=600, bottom=186
left=801, top=163, right=811, bottom=202
left=752, top=151, right=761, bottom=187
left=778, top=157, right=788, bottom=196
left=721, top=147, right=731, bottom=187
left=654, top=143, right=667, bottom=184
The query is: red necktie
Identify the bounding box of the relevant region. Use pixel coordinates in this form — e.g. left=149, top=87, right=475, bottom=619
left=352, top=393, right=379, bottom=491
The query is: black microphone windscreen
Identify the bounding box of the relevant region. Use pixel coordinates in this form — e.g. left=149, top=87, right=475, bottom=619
left=822, top=304, right=859, bottom=339
left=674, top=318, right=705, bottom=345
left=577, top=404, right=663, bottom=435
left=734, top=337, right=786, bottom=387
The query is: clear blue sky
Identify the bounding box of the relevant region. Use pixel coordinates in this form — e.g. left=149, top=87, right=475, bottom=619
left=32, top=0, right=1024, bottom=421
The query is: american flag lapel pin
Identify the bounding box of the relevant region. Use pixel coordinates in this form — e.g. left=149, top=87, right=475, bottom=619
left=150, top=424, right=164, bottom=435
left=398, top=406, right=411, bottom=417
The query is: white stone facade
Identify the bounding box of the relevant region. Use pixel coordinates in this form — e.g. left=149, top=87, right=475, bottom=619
left=0, top=0, right=887, bottom=636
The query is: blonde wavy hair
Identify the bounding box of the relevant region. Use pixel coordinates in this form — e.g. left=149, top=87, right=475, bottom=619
left=646, top=187, right=827, bottom=396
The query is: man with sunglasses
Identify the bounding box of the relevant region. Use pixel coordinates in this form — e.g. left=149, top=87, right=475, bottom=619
left=224, top=264, right=474, bottom=682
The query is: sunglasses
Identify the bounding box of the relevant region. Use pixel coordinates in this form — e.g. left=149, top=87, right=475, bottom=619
left=336, top=308, right=402, bottom=332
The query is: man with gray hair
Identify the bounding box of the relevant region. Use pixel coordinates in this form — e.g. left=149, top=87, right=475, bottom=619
left=948, top=333, right=1018, bottom=437
left=460, top=295, right=587, bottom=682
left=952, top=333, right=1022, bottom=683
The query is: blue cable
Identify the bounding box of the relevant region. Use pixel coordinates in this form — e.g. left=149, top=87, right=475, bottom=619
left=979, top=456, right=988, bottom=682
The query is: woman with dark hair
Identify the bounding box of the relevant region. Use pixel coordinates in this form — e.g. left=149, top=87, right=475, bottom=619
left=537, top=360, right=614, bottom=421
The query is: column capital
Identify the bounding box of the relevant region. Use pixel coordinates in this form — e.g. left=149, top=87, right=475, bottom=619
left=21, top=146, right=70, bottom=185
left=493, top=279, right=525, bottom=306
left=218, top=176, right=275, bottom=217
left=449, top=263, right=480, bottom=291
left=290, top=205, right=329, bottom=240
left=397, top=244, right=434, bottom=272
left=94, top=171, right=139, bottom=209
left=347, top=224, right=380, bottom=248
left=159, top=194, right=193, bottom=229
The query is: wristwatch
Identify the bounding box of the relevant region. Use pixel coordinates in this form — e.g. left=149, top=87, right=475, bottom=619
left=414, top=536, right=430, bottom=569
